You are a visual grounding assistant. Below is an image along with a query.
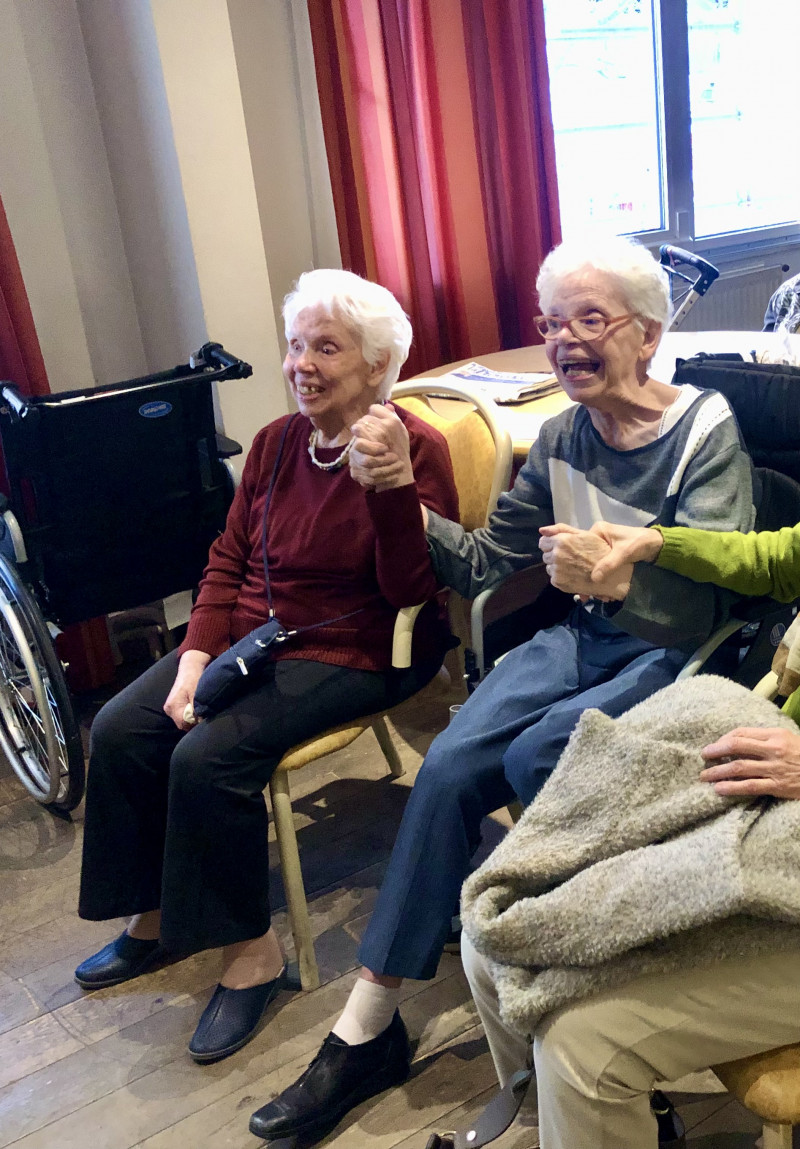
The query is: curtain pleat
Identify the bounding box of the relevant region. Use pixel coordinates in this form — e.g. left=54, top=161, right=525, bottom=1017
left=308, top=0, right=561, bottom=376
left=0, top=196, right=49, bottom=396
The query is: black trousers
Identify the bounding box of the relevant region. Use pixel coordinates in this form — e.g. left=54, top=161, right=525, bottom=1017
left=78, top=649, right=438, bottom=953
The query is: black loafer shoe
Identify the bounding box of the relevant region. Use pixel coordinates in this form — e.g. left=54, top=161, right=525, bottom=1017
left=74, top=932, right=162, bottom=990
left=189, top=963, right=288, bottom=1063
left=249, top=1009, right=410, bottom=1141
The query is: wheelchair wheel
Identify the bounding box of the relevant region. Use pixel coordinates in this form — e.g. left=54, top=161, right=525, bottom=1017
left=0, top=553, right=84, bottom=811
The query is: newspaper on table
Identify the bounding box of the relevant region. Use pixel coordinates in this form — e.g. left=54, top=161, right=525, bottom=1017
left=431, top=361, right=560, bottom=405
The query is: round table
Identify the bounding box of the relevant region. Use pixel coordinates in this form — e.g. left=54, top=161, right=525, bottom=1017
left=408, top=330, right=799, bottom=461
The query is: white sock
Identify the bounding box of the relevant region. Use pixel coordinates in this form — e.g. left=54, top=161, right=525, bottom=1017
left=331, top=978, right=402, bottom=1045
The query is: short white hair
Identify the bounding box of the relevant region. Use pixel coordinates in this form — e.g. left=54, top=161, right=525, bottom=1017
left=536, top=234, right=672, bottom=330
left=283, top=269, right=412, bottom=399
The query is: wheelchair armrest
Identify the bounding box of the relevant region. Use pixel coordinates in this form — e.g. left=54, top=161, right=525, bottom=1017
left=469, top=565, right=570, bottom=686
left=676, top=618, right=748, bottom=680
left=472, top=564, right=551, bottom=633
left=677, top=596, right=799, bottom=684
left=215, top=432, right=243, bottom=458
left=730, top=595, right=796, bottom=623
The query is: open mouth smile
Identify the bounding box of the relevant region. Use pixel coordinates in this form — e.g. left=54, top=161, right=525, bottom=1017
left=558, top=359, right=602, bottom=380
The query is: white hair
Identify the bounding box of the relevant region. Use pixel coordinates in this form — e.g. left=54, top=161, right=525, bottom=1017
left=283, top=269, right=412, bottom=399
left=536, top=233, right=672, bottom=330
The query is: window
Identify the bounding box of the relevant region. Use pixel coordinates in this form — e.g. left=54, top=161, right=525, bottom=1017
left=542, top=0, right=800, bottom=250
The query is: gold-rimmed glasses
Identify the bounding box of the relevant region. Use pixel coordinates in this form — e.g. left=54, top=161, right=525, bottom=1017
left=533, top=313, right=637, bottom=341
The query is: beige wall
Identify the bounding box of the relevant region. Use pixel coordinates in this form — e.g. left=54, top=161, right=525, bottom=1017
left=0, top=0, right=99, bottom=392
left=228, top=0, right=341, bottom=353
left=0, top=0, right=339, bottom=457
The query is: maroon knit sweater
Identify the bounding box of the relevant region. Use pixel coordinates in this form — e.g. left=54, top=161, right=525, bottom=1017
left=178, top=405, right=459, bottom=671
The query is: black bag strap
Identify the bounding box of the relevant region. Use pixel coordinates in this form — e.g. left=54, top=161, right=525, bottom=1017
left=260, top=414, right=365, bottom=634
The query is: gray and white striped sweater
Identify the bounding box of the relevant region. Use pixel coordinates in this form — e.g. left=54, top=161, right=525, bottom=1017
left=426, top=388, right=755, bottom=650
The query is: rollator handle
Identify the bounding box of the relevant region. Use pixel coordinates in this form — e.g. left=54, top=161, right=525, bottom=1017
left=659, top=245, right=720, bottom=296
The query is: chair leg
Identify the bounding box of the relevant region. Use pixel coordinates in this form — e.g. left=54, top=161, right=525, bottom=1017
left=372, top=715, right=405, bottom=777
left=268, top=771, right=320, bottom=991
left=762, top=1122, right=794, bottom=1149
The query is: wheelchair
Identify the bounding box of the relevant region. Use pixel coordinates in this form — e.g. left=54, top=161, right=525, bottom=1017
left=0, top=342, right=250, bottom=813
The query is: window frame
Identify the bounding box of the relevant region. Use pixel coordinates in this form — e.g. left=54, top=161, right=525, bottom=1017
left=619, top=0, right=800, bottom=257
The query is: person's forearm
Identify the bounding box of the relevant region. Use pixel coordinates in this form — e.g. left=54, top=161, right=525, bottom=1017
left=179, top=649, right=212, bottom=669
left=367, top=485, right=441, bottom=606
left=656, top=524, right=800, bottom=603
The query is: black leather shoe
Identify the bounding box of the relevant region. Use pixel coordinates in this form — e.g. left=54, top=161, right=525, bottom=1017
left=188, top=964, right=289, bottom=1063
left=74, top=932, right=163, bottom=990
left=249, top=1009, right=411, bottom=1141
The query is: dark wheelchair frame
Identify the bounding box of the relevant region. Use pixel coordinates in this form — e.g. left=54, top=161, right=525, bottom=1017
left=0, top=342, right=250, bottom=813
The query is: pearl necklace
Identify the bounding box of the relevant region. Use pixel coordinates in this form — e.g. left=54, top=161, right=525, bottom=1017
left=307, top=427, right=356, bottom=471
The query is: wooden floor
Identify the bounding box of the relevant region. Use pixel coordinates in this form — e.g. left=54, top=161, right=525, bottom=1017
left=0, top=659, right=766, bottom=1149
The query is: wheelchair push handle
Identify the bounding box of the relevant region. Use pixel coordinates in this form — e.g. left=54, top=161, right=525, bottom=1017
left=660, top=245, right=720, bottom=331
left=659, top=245, right=720, bottom=297
left=0, top=384, right=31, bottom=422
left=189, top=342, right=253, bottom=379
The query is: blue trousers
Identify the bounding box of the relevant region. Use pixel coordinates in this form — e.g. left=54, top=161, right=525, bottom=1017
left=358, top=608, right=687, bottom=979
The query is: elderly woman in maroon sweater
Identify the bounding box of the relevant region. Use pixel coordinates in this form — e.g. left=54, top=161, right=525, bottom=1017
left=74, top=269, right=457, bottom=1063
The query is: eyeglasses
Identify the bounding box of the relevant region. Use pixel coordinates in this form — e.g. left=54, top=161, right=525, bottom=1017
left=533, top=314, right=637, bottom=341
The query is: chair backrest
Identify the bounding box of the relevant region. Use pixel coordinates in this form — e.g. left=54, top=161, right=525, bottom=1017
left=672, top=356, right=800, bottom=687
left=673, top=357, right=800, bottom=529
left=392, top=382, right=513, bottom=529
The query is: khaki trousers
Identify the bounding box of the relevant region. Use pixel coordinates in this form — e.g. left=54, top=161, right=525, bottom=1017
left=461, top=933, right=800, bottom=1149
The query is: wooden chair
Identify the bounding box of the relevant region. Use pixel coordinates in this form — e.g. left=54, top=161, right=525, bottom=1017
left=713, top=1044, right=800, bottom=1148
left=269, top=384, right=513, bottom=990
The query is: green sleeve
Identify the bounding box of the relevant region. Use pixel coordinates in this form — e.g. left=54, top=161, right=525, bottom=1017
left=781, top=688, right=800, bottom=728
left=655, top=524, right=800, bottom=603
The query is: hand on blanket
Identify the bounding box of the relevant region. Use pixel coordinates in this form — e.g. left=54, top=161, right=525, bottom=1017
left=539, top=523, right=632, bottom=602
left=701, top=727, right=800, bottom=799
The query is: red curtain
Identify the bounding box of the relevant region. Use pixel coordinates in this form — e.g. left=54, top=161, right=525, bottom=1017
left=308, top=0, right=561, bottom=376
left=0, top=196, right=49, bottom=397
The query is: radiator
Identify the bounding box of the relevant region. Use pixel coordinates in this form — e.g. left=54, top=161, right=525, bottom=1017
left=677, top=264, right=789, bottom=332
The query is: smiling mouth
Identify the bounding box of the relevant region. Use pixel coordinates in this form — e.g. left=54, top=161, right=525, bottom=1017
left=295, top=383, right=325, bottom=396
left=558, top=359, right=601, bottom=379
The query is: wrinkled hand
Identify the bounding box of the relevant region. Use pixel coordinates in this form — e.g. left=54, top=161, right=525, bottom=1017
left=163, top=649, right=212, bottom=730
left=349, top=404, right=414, bottom=491
left=700, top=726, right=800, bottom=799
left=589, top=522, right=663, bottom=584
left=539, top=523, right=631, bottom=601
